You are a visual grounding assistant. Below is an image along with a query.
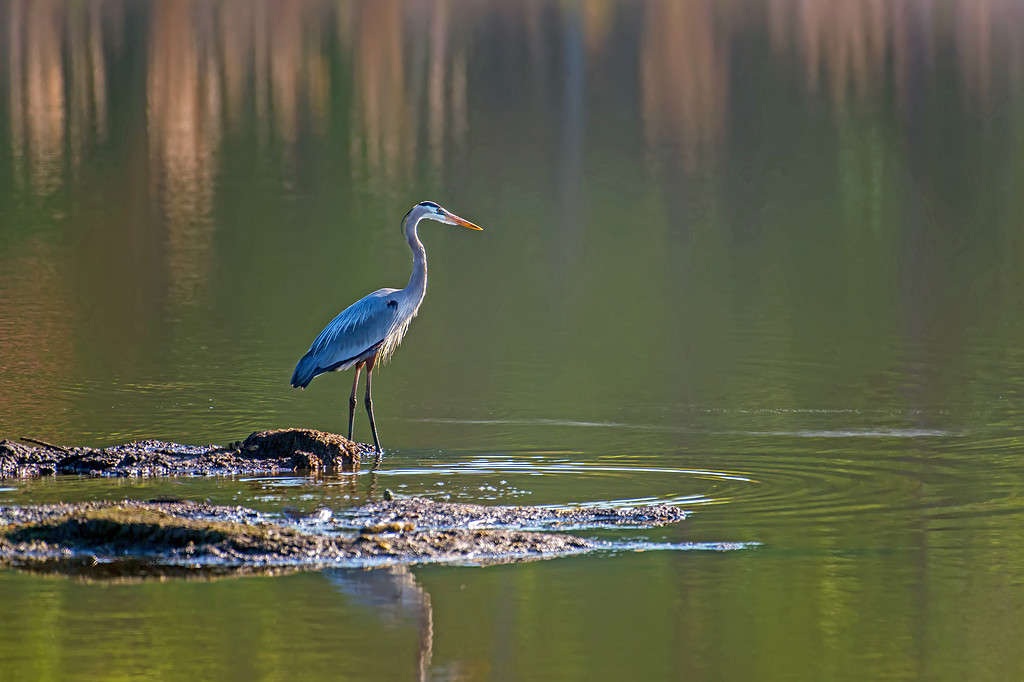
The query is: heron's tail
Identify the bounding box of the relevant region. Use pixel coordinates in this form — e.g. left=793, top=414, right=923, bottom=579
left=290, top=352, right=319, bottom=389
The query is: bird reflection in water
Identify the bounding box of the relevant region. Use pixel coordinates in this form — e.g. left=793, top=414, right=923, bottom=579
left=324, top=566, right=434, bottom=681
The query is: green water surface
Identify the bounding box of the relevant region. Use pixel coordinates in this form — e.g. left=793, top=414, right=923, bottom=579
left=3, top=1, right=1024, bottom=680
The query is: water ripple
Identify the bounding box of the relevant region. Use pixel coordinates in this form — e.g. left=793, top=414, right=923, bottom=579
left=742, top=429, right=956, bottom=438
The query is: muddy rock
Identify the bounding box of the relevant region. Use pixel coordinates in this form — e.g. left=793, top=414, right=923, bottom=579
left=241, top=429, right=365, bottom=469
left=290, top=451, right=322, bottom=472
left=0, top=429, right=375, bottom=478
left=0, top=495, right=693, bottom=579
left=347, top=496, right=688, bottom=530
left=0, top=500, right=599, bottom=575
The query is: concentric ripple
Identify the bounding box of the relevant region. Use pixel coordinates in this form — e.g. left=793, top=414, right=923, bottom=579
left=397, top=413, right=1024, bottom=530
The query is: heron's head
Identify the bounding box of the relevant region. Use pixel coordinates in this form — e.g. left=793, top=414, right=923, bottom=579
left=414, top=201, right=484, bottom=231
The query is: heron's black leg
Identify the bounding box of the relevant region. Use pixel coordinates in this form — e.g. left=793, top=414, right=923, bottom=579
left=348, top=363, right=363, bottom=441
left=364, top=354, right=382, bottom=456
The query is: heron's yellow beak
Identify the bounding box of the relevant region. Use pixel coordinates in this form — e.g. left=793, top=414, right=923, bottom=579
left=447, top=213, right=484, bottom=231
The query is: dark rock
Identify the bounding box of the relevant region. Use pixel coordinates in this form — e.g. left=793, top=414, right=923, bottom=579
left=0, top=429, right=374, bottom=479
left=290, top=450, right=322, bottom=472
left=242, top=429, right=364, bottom=469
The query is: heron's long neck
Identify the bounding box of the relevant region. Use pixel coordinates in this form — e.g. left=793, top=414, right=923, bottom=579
left=404, top=215, right=427, bottom=303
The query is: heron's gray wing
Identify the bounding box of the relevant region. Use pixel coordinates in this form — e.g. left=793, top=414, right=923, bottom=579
left=291, top=289, right=402, bottom=387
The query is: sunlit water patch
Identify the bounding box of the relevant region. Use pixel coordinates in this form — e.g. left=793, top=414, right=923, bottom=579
left=225, top=451, right=750, bottom=515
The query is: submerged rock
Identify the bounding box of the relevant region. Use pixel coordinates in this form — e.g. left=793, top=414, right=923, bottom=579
left=0, top=499, right=602, bottom=576
left=0, top=429, right=374, bottom=478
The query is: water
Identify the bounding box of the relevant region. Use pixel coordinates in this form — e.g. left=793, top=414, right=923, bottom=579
left=3, top=0, right=1024, bottom=679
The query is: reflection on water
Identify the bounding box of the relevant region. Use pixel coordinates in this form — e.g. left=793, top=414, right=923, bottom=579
left=5, top=0, right=1023, bottom=198
left=7, top=0, right=63, bottom=195
left=641, top=0, right=727, bottom=172
left=6, top=0, right=1018, bottom=420
left=326, top=567, right=433, bottom=681
left=147, top=0, right=219, bottom=306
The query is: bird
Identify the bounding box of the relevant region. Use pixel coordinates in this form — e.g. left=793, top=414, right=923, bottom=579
left=290, top=201, right=484, bottom=455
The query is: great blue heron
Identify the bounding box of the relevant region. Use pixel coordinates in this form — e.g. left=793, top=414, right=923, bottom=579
left=290, top=201, right=484, bottom=454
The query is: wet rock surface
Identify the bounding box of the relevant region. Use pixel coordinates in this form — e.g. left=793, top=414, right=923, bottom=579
left=0, top=499, right=601, bottom=575
left=0, top=429, right=374, bottom=478
left=346, top=496, right=688, bottom=530
left=241, top=429, right=366, bottom=471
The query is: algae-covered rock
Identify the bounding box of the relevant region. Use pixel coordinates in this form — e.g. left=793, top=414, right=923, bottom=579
left=241, top=429, right=365, bottom=470
left=0, top=499, right=600, bottom=576
left=0, top=429, right=374, bottom=478
left=349, top=496, right=688, bottom=530
left=0, top=496, right=694, bottom=579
